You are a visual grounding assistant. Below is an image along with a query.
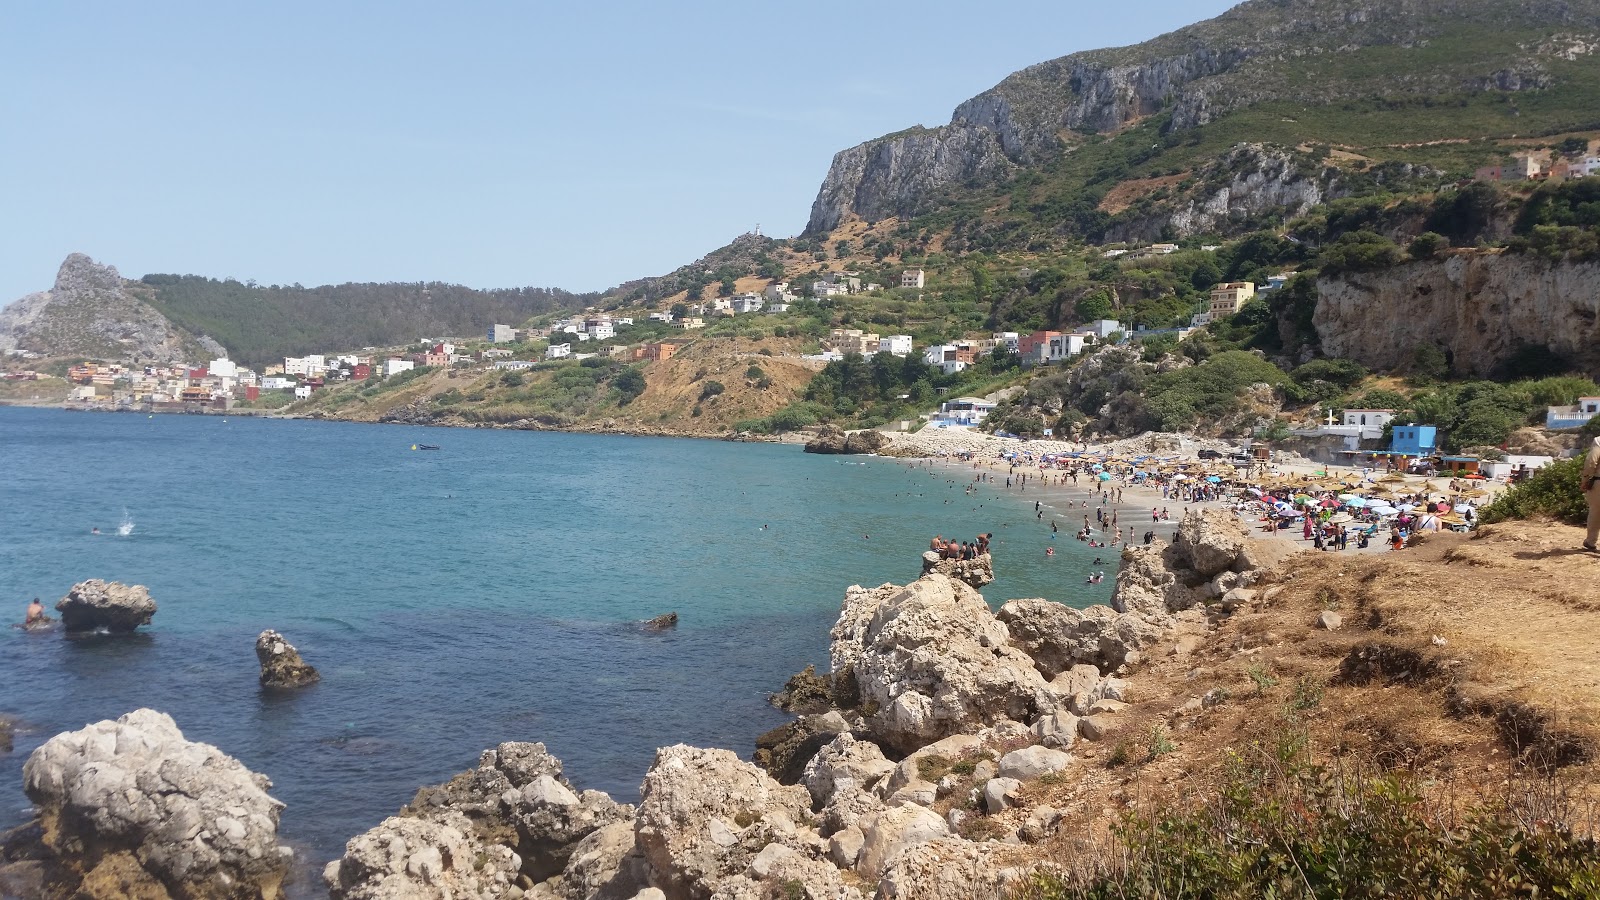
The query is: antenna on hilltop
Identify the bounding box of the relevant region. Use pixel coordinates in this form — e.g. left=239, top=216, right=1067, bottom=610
left=753, top=223, right=761, bottom=237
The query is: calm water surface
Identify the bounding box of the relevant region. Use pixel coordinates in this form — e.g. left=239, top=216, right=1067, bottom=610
left=0, top=408, right=1111, bottom=887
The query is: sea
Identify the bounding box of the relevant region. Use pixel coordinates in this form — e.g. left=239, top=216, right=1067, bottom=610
left=0, top=407, right=1115, bottom=891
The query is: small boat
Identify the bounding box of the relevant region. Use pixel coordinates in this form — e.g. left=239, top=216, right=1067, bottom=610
left=411, top=443, right=441, bottom=451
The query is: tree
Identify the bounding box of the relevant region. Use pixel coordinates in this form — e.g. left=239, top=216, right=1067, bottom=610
left=613, top=368, right=646, bottom=405
left=698, top=381, right=725, bottom=402
left=1409, top=231, right=1447, bottom=260
left=719, top=277, right=736, bottom=297
left=670, top=303, right=689, bottom=319
left=1075, top=291, right=1115, bottom=323
left=1411, top=344, right=1449, bottom=382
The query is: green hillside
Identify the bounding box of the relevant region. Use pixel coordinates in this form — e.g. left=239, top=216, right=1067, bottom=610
left=139, top=275, right=594, bottom=366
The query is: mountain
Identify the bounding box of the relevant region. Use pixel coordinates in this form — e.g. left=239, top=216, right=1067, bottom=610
left=0, top=255, right=594, bottom=366
left=807, top=0, right=1600, bottom=243
left=0, top=254, right=215, bottom=363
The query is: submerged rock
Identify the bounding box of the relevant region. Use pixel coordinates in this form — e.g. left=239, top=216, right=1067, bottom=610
left=55, top=579, right=156, bottom=633
left=0, top=715, right=12, bottom=753
left=643, top=612, right=679, bottom=631
left=255, top=629, right=320, bottom=688
left=22, top=708, right=289, bottom=899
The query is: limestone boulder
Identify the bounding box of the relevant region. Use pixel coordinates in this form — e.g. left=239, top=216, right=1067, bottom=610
left=254, top=629, right=320, bottom=688
left=635, top=745, right=813, bottom=900
left=55, top=579, right=156, bottom=633
left=856, top=804, right=949, bottom=879
left=1171, top=508, right=1251, bottom=578
left=1110, top=546, right=1196, bottom=618
left=998, top=599, right=1162, bottom=676
left=555, top=820, right=650, bottom=900
left=709, top=842, right=866, bottom=900
left=920, top=551, right=995, bottom=588
left=877, top=838, right=1040, bottom=900
left=800, top=733, right=895, bottom=808
left=402, top=741, right=634, bottom=883
left=22, top=708, right=290, bottom=899
left=325, top=813, right=521, bottom=900
left=829, top=575, right=1058, bottom=756
left=997, top=746, right=1072, bottom=781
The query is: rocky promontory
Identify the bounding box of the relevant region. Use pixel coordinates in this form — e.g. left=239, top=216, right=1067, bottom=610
left=19, top=708, right=291, bottom=899
left=802, top=424, right=889, bottom=455
left=56, top=579, right=157, bottom=633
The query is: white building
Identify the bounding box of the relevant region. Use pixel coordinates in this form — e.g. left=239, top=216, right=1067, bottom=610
left=261, top=376, right=296, bottom=391
left=992, top=332, right=1021, bottom=352
left=546, top=343, right=572, bottom=359
left=284, top=355, right=326, bottom=377
left=811, top=280, right=851, bottom=298
left=293, top=384, right=313, bottom=399
left=879, top=335, right=914, bottom=357
left=1083, top=320, right=1127, bottom=340
left=730, top=293, right=765, bottom=314
left=587, top=322, right=615, bottom=340
left=935, top=396, right=997, bottom=426
left=1547, top=397, right=1600, bottom=430
left=1046, top=333, right=1091, bottom=362
left=383, top=358, right=414, bottom=376
left=209, top=358, right=238, bottom=380
left=900, top=269, right=925, bottom=289
left=488, top=324, right=518, bottom=343
left=648, top=312, right=674, bottom=322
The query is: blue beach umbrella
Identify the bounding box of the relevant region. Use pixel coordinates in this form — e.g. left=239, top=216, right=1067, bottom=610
left=1097, top=472, right=1112, bottom=481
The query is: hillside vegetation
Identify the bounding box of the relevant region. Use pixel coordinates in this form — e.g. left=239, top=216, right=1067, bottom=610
left=138, top=275, right=593, bottom=366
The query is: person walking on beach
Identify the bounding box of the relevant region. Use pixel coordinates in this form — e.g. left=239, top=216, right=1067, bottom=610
left=1584, top=436, right=1600, bottom=552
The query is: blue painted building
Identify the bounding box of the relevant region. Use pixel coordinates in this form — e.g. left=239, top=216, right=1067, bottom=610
left=1390, top=425, right=1438, bottom=457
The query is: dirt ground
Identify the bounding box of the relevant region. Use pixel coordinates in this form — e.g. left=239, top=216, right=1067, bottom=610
left=959, top=518, right=1600, bottom=871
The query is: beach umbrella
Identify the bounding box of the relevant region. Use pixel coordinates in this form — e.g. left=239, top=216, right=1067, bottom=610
left=1097, top=471, right=1112, bottom=481
left=1397, top=503, right=1416, bottom=512
left=1172, top=474, right=1188, bottom=481
left=1436, top=502, right=1452, bottom=513
left=1328, top=513, right=1354, bottom=525
left=1247, top=487, right=1264, bottom=497
left=1344, top=497, right=1368, bottom=508
left=1370, top=505, right=1399, bottom=516
left=1206, top=475, right=1222, bottom=483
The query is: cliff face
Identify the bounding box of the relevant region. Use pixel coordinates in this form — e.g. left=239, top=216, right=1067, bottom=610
left=0, top=254, right=210, bottom=362
left=1315, top=251, right=1600, bottom=376
left=805, top=0, right=1600, bottom=234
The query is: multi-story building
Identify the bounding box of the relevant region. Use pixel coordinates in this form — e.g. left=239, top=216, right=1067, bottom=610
left=900, top=269, right=925, bottom=289
left=1209, top=282, right=1256, bottom=319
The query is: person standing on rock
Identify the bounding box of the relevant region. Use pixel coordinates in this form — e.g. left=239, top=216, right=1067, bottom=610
left=1584, top=436, right=1600, bottom=552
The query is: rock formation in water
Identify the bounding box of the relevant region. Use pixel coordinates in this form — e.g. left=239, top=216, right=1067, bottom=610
left=254, top=630, right=320, bottom=688
left=327, top=508, right=1281, bottom=899
left=1316, top=250, right=1600, bottom=377
left=55, top=579, right=157, bottom=633
left=20, top=708, right=290, bottom=899
left=642, top=613, right=679, bottom=631
left=803, top=425, right=890, bottom=455
left=920, top=550, right=994, bottom=588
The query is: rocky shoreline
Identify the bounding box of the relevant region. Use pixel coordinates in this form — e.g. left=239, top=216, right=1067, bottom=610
left=1, top=509, right=1280, bottom=899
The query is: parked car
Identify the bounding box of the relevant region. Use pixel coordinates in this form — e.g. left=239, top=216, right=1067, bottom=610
left=1198, top=449, right=1224, bottom=460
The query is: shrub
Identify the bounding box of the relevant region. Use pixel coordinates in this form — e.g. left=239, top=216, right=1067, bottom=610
left=698, top=381, right=725, bottom=402
left=1408, top=231, right=1448, bottom=259
left=613, top=367, right=646, bottom=405
left=1014, top=744, right=1600, bottom=899
left=1479, top=457, right=1587, bottom=526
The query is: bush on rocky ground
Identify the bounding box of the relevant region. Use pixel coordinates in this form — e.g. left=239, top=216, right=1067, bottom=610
left=1479, top=457, right=1586, bottom=526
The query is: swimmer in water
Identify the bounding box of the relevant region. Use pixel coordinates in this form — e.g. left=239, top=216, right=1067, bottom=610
left=90, top=527, right=99, bottom=535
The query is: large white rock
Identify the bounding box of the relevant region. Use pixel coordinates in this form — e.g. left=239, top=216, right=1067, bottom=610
left=829, top=575, right=1059, bottom=755
left=997, top=746, right=1072, bottom=781
left=800, top=733, right=895, bottom=807
left=998, top=599, right=1163, bottom=675
left=878, top=838, right=1046, bottom=900
left=23, top=708, right=289, bottom=898
left=55, top=579, right=157, bottom=633
left=635, top=745, right=814, bottom=900
left=856, top=804, right=950, bottom=879
left=325, top=813, right=521, bottom=899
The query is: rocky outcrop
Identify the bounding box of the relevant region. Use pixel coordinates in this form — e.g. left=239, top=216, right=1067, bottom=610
left=997, top=599, right=1160, bottom=677
left=806, top=126, right=1014, bottom=233
left=254, top=630, right=319, bottom=688
left=803, top=425, right=890, bottom=455
left=1316, top=251, right=1600, bottom=377
left=643, top=612, right=679, bottom=631
left=920, top=551, right=994, bottom=588
left=828, top=575, right=1057, bottom=755
left=325, top=814, right=522, bottom=900
left=22, top=709, right=290, bottom=899
left=55, top=579, right=157, bottom=633
left=634, top=744, right=836, bottom=900
left=0, top=254, right=208, bottom=362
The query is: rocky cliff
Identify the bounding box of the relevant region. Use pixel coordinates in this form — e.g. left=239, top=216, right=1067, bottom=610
left=0, top=254, right=214, bottom=362
left=806, top=0, right=1600, bottom=234
left=1315, top=250, right=1600, bottom=377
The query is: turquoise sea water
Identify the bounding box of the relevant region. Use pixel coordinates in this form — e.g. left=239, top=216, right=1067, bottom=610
left=0, top=407, right=1113, bottom=889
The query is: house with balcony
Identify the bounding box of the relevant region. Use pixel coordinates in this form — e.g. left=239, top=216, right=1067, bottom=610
left=1547, top=397, right=1600, bottom=430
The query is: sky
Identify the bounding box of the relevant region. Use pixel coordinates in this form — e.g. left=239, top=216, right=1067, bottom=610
left=0, top=1, right=1237, bottom=302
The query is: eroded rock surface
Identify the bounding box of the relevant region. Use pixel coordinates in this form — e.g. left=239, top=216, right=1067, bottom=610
left=255, top=630, right=319, bottom=688
left=920, top=551, right=994, bottom=588
left=22, top=708, right=290, bottom=899
left=56, top=579, right=157, bottom=633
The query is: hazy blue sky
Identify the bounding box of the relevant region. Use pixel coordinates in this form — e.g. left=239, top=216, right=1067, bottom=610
left=1, top=1, right=1237, bottom=301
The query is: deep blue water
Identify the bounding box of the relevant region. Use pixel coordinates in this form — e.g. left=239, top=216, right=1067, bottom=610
left=0, top=407, right=1111, bottom=886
